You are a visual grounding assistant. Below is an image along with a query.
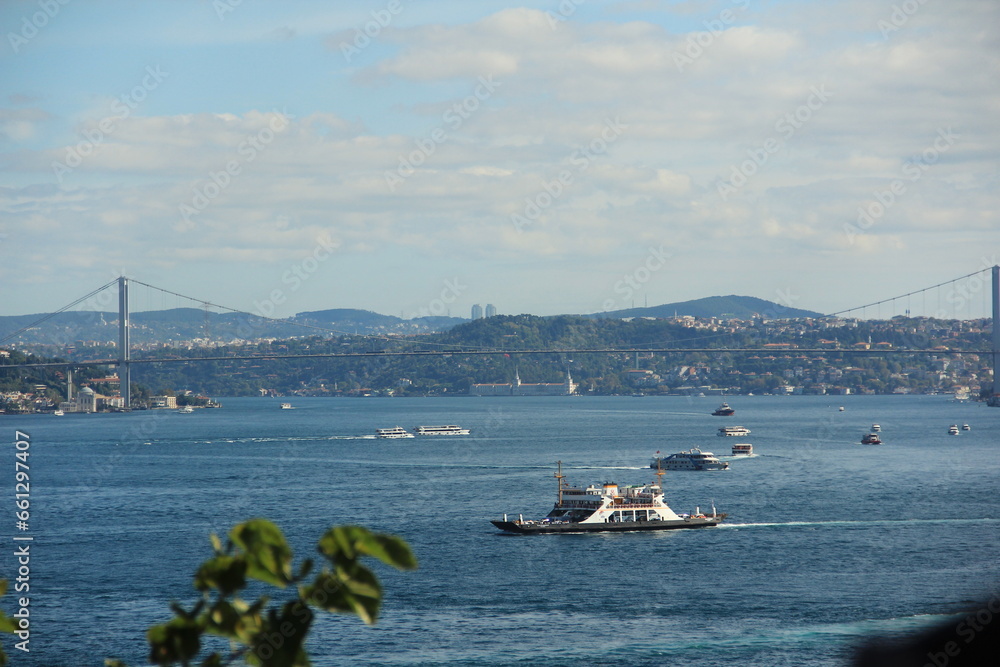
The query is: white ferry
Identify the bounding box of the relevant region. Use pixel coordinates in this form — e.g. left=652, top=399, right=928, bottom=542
left=376, top=426, right=414, bottom=439
left=731, top=443, right=753, bottom=456
left=947, top=424, right=960, bottom=435
left=962, top=423, right=971, bottom=431
left=177, top=406, right=194, bottom=414
left=871, top=423, right=881, bottom=432
left=491, top=462, right=726, bottom=534
left=414, top=425, right=470, bottom=436
left=650, top=448, right=729, bottom=471
left=718, top=426, right=751, bottom=437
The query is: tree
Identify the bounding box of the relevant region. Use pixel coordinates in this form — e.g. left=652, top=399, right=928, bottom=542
left=0, top=519, right=416, bottom=667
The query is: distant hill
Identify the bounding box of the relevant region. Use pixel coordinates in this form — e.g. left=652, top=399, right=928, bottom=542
left=588, top=295, right=822, bottom=320
left=0, top=307, right=468, bottom=346
left=0, top=295, right=822, bottom=348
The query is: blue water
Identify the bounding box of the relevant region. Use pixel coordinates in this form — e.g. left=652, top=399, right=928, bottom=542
left=3, top=395, right=999, bottom=666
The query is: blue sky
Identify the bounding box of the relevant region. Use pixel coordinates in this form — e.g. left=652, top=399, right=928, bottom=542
left=1, top=0, right=998, bottom=322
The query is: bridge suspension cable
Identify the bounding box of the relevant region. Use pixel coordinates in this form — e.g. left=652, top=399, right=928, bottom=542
left=824, top=266, right=993, bottom=319
left=0, top=278, right=119, bottom=346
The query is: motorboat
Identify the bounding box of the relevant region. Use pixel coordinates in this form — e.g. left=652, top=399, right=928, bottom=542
left=712, top=402, right=735, bottom=416
left=860, top=433, right=882, bottom=445
left=948, top=425, right=960, bottom=435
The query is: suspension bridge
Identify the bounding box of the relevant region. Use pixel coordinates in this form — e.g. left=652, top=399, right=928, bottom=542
left=2, top=267, right=999, bottom=409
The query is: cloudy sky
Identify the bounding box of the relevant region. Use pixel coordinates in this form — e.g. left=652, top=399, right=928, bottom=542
left=1, top=0, right=998, bottom=321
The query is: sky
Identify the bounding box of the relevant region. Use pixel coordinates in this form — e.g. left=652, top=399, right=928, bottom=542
left=1, top=0, right=998, bottom=322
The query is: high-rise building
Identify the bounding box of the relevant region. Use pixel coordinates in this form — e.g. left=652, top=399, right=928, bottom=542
left=471, top=304, right=483, bottom=320
left=485, top=303, right=496, bottom=318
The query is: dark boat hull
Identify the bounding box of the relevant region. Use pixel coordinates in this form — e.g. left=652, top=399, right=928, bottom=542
left=491, top=515, right=726, bottom=534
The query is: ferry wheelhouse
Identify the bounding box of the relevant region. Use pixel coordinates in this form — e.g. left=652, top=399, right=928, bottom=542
left=718, top=426, right=751, bottom=437
left=414, top=425, right=470, bottom=436
left=491, top=462, right=726, bottom=534
left=650, top=448, right=729, bottom=471
left=376, top=426, right=414, bottom=439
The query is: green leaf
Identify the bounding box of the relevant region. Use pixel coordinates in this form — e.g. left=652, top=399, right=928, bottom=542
left=230, top=519, right=293, bottom=588
left=147, top=616, right=202, bottom=665
left=0, top=612, right=17, bottom=634
left=194, top=554, right=248, bottom=596
left=304, top=567, right=383, bottom=625
left=317, top=526, right=417, bottom=571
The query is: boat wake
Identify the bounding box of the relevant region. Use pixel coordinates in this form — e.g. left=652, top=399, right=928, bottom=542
left=719, top=517, right=999, bottom=529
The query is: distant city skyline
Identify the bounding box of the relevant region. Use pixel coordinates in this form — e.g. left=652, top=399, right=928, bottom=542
left=1, top=1, right=997, bottom=321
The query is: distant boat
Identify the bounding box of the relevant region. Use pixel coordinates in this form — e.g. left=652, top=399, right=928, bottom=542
left=962, top=423, right=971, bottom=431
left=177, top=406, right=194, bottom=414
left=650, top=448, right=729, bottom=471
left=731, top=443, right=753, bottom=456
left=948, top=424, right=960, bottom=435
left=860, top=433, right=882, bottom=445
left=376, top=427, right=414, bottom=439
left=414, top=425, right=470, bottom=435
left=280, top=403, right=293, bottom=410
left=839, top=407, right=845, bottom=412
left=53, top=409, right=64, bottom=416
left=871, top=424, right=881, bottom=432
left=712, top=402, right=735, bottom=416
left=718, top=426, right=751, bottom=437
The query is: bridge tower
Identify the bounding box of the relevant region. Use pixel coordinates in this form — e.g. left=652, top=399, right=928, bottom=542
left=118, top=276, right=131, bottom=409
left=992, top=265, right=1000, bottom=407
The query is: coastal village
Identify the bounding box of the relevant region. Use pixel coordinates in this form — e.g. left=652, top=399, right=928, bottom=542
left=1, top=310, right=992, bottom=413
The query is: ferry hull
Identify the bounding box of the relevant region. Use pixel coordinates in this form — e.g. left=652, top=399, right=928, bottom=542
left=491, top=515, right=726, bottom=534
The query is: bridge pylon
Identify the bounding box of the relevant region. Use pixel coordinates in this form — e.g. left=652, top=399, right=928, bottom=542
left=991, top=265, right=1000, bottom=407
left=118, top=276, right=131, bottom=409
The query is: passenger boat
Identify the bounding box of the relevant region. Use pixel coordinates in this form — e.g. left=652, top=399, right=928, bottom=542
left=712, top=402, right=735, bottom=416
left=962, top=423, right=971, bottom=431
left=860, top=433, right=882, bottom=445
left=649, top=448, right=729, bottom=471
left=177, top=406, right=194, bottom=414
left=948, top=424, right=960, bottom=435
left=376, top=426, right=414, bottom=439
left=731, top=443, right=753, bottom=456
left=280, top=403, right=293, bottom=409
left=490, top=462, right=726, bottom=534
left=414, top=425, right=470, bottom=436
left=718, top=426, right=751, bottom=437
left=871, top=423, right=881, bottom=432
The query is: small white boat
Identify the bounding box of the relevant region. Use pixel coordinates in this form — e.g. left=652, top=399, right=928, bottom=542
left=839, top=406, right=845, bottom=412
left=961, top=424, right=970, bottom=431
left=947, top=424, right=959, bottom=435
left=731, top=443, right=753, bottom=456
left=177, top=406, right=194, bottom=414
left=718, top=426, right=751, bottom=437
left=53, top=409, right=64, bottom=416
left=414, top=425, right=470, bottom=435
left=280, top=403, right=293, bottom=410
left=871, top=424, right=881, bottom=432
left=376, top=426, right=414, bottom=439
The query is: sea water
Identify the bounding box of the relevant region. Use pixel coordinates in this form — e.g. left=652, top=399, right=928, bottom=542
left=4, top=394, right=999, bottom=666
